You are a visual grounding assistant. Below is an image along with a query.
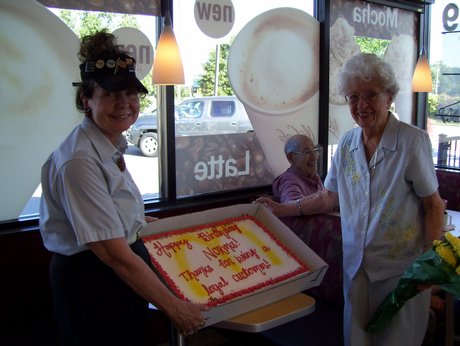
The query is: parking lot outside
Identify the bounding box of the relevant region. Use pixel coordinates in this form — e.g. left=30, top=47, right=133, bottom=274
left=125, top=144, right=159, bottom=198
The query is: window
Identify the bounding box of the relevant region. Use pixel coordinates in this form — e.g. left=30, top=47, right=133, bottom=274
left=176, top=101, right=204, bottom=118
left=1, top=0, right=314, bottom=222
left=210, top=101, right=235, bottom=117
left=171, top=0, right=315, bottom=198
left=428, top=0, right=460, bottom=170
left=1, top=1, right=159, bottom=221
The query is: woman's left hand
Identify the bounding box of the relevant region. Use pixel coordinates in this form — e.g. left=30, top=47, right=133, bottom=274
left=167, top=299, right=210, bottom=336
left=254, top=197, right=284, bottom=216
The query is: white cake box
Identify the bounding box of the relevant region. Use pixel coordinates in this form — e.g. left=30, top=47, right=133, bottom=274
left=140, top=203, right=328, bottom=327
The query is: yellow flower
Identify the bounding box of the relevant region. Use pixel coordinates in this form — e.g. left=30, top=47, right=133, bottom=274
left=445, top=232, right=460, bottom=258
left=456, top=266, right=460, bottom=276
left=435, top=243, right=458, bottom=268
left=433, top=239, right=442, bottom=247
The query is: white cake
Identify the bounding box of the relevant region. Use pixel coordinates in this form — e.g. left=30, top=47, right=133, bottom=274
left=143, top=215, right=309, bottom=306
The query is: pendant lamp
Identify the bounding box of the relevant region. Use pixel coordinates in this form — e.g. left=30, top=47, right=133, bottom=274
left=152, top=11, right=185, bottom=85
left=412, top=6, right=432, bottom=92
left=412, top=48, right=433, bottom=92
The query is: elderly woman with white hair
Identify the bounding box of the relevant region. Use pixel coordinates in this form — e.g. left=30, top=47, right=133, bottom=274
left=257, top=53, right=444, bottom=345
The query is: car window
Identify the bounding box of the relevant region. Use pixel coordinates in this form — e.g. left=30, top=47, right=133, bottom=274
left=210, top=101, right=236, bottom=117
left=192, top=101, right=204, bottom=117
left=176, top=104, right=197, bottom=118
left=176, top=101, right=204, bottom=118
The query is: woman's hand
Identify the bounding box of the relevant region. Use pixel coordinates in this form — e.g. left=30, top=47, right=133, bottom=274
left=167, top=299, right=210, bottom=336
left=254, top=196, right=285, bottom=216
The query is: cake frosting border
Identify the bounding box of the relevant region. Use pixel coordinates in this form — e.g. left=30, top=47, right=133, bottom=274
left=142, top=214, right=309, bottom=306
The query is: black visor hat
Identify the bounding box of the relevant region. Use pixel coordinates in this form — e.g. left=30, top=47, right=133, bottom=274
left=73, top=54, right=148, bottom=93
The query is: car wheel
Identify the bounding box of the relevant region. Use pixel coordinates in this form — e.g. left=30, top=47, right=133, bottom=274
left=139, top=132, right=159, bottom=157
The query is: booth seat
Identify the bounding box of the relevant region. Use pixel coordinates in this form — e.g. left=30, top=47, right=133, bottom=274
left=281, top=213, right=344, bottom=307
left=436, top=168, right=460, bottom=211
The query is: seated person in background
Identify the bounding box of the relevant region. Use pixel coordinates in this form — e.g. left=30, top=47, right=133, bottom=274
left=272, top=135, right=343, bottom=306
left=272, top=134, right=324, bottom=231
left=273, top=134, right=324, bottom=204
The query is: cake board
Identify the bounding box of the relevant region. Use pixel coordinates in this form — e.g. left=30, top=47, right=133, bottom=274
left=140, top=203, right=328, bottom=327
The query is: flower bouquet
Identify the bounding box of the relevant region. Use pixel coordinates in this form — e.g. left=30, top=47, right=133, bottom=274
left=365, top=231, right=460, bottom=334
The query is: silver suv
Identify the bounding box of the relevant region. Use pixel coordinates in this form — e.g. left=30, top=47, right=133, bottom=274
left=128, top=96, right=253, bottom=157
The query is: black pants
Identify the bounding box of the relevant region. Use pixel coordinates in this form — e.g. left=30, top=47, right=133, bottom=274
left=50, top=240, right=151, bottom=346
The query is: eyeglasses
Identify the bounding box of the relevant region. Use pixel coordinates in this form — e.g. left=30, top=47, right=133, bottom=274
left=293, top=145, right=322, bottom=156
left=102, top=89, right=141, bottom=102
left=345, top=91, right=385, bottom=105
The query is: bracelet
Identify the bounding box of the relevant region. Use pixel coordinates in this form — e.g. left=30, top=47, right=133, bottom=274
left=296, top=198, right=303, bottom=216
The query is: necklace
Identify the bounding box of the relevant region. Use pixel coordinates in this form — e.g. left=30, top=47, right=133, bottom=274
left=369, top=145, right=381, bottom=178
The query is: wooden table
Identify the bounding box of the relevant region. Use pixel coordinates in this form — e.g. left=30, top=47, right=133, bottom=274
left=214, top=293, right=315, bottom=333
left=169, top=293, right=316, bottom=345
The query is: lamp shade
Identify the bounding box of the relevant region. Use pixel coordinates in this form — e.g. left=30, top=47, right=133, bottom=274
left=411, top=54, right=432, bottom=92
left=152, top=12, right=184, bottom=85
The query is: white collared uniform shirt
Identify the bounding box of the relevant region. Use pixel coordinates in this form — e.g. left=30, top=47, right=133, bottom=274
left=40, top=117, right=145, bottom=255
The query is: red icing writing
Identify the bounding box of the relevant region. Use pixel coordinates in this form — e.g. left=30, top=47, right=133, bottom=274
left=196, top=223, right=242, bottom=242
left=232, top=260, right=272, bottom=282
left=218, top=258, right=236, bottom=268
left=152, top=239, right=192, bottom=257
left=235, top=248, right=260, bottom=263
left=201, top=276, right=229, bottom=297
left=202, top=240, right=239, bottom=260
left=178, top=265, right=214, bottom=282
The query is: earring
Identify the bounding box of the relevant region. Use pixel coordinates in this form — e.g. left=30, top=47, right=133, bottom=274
left=84, top=108, right=91, bottom=117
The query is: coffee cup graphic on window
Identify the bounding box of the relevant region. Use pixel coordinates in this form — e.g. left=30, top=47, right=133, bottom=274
left=228, top=7, right=319, bottom=177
